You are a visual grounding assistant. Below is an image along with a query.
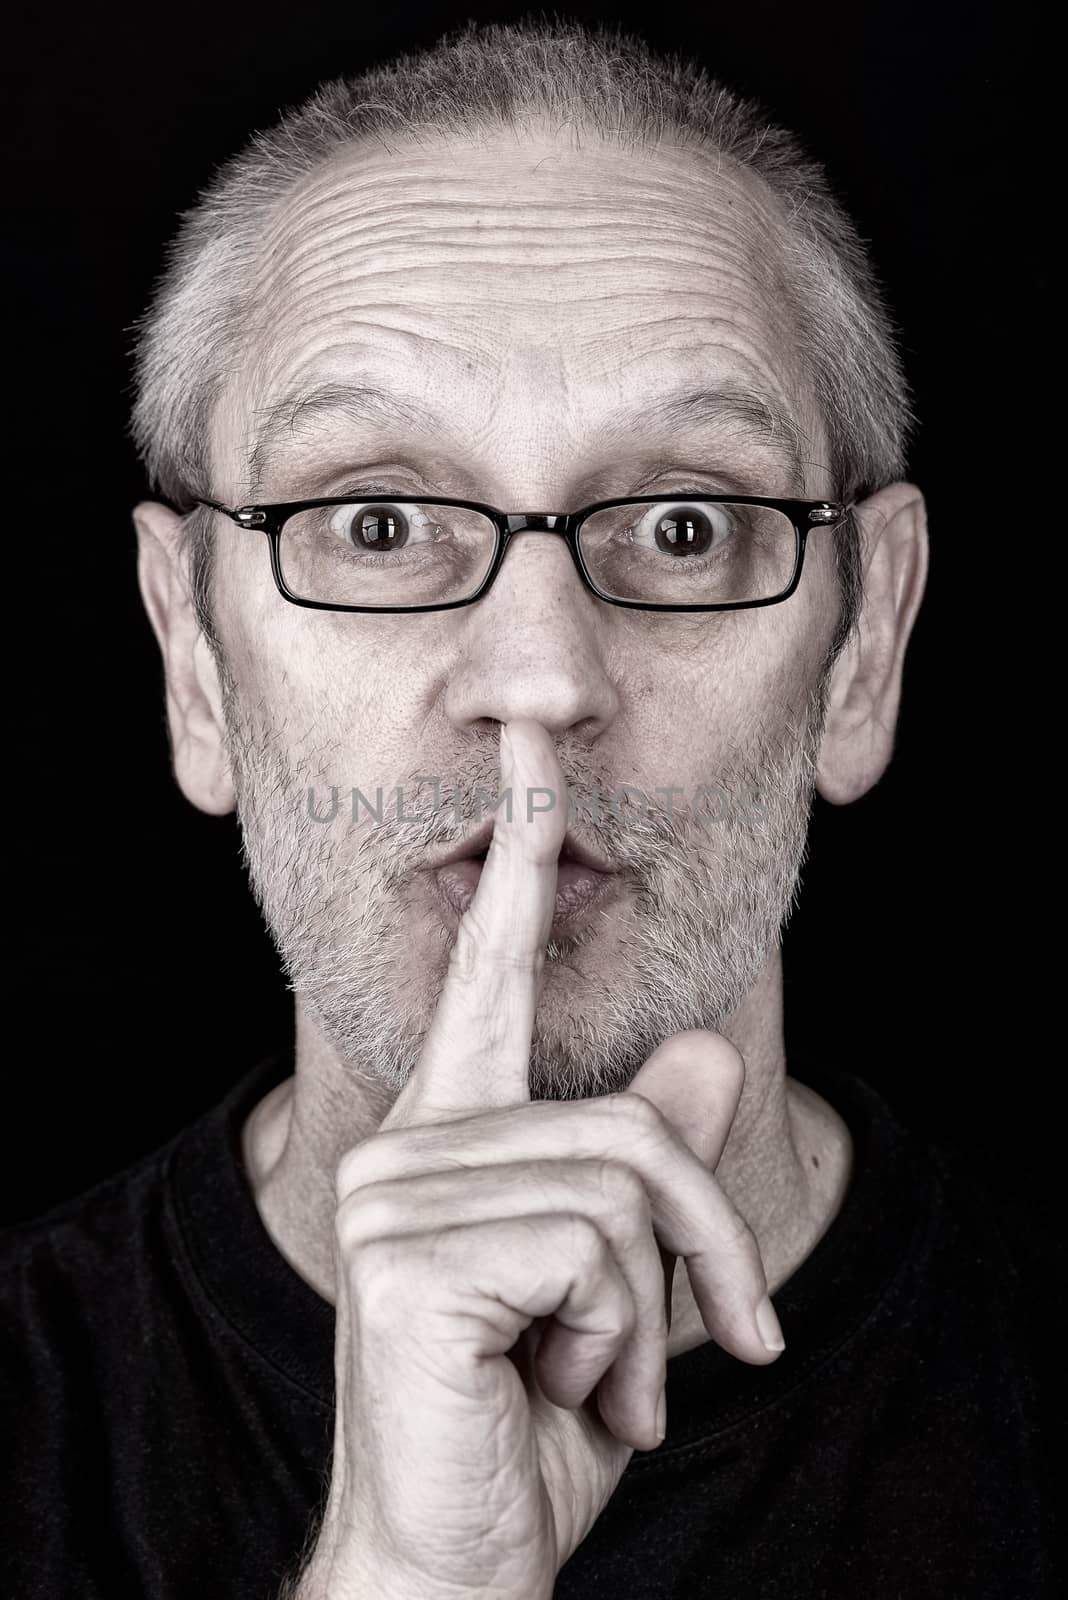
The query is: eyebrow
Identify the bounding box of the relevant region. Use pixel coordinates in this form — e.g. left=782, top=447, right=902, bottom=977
left=246, top=384, right=448, bottom=495
left=244, top=378, right=812, bottom=500
left=620, top=385, right=811, bottom=495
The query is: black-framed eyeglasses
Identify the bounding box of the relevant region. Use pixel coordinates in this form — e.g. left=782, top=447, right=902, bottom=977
left=194, top=494, right=855, bottom=614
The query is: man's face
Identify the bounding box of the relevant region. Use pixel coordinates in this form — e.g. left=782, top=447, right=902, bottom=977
left=205, top=131, right=844, bottom=1101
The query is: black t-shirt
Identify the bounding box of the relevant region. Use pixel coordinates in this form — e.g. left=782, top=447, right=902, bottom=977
left=1, top=1052, right=1061, bottom=1599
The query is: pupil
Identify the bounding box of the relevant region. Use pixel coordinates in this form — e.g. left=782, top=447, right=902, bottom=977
left=350, top=504, right=408, bottom=552
left=653, top=505, right=715, bottom=558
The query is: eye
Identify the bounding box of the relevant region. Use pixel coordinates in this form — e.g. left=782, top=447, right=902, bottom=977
left=631, top=500, right=736, bottom=558
left=326, top=500, right=439, bottom=553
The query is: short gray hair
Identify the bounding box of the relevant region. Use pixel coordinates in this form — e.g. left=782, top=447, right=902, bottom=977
left=130, top=16, right=914, bottom=652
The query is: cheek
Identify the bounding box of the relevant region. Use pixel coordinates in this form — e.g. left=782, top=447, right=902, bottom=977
left=630, top=610, right=782, bottom=724
left=218, top=564, right=429, bottom=769
left=625, top=586, right=834, bottom=757
left=213, top=521, right=276, bottom=646
left=801, top=528, right=846, bottom=626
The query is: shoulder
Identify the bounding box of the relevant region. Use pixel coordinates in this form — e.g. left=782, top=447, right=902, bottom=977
left=0, top=1136, right=180, bottom=1325
left=922, top=1138, right=1065, bottom=1442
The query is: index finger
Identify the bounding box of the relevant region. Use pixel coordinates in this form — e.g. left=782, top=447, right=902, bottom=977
left=384, top=716, right=566, bottom=1124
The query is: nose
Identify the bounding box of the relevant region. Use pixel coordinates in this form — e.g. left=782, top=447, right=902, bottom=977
left=441, top=525, right=621, bottom=745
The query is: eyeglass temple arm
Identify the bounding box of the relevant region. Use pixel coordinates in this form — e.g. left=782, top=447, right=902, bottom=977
left=808, top=502, right=856, bottom=525
left=194, top=498, right=267, bottom=527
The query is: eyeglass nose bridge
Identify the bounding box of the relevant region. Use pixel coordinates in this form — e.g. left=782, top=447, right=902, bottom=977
left=502, top=512, right=570, bottom=533
left=494, top=513, right=586, bottom=591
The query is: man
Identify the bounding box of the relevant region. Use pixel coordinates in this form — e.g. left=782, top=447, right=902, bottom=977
left=1, top=18, right=1057, bottom=1600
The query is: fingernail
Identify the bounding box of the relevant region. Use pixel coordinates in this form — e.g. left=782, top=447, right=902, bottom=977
left=755, top=1294, right=785, bottom=1353
left=655, top=1388, right=667, bottom=1441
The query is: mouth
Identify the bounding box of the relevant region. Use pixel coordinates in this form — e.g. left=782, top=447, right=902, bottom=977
left=429, top=826, right=623, bottom=938
left=432, top=820, right=617, bottom=876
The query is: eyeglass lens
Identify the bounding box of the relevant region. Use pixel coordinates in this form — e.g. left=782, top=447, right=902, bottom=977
left=276, top=499, right=798, bottom=608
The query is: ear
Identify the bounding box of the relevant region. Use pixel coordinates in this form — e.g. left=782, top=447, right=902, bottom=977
left=816, top=481, right=928, bottom=805
left=133, top=501, right=236, bottom=816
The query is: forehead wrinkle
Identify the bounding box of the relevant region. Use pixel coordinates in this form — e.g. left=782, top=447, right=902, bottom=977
left=259, top=136, right=776, bottom=253
left=238, top=147, right=801, bottom=350
left=249, top=278, right=798, bottom=428
left=242, top=376, right=815, bottom=503
left=256, top=209, right=766, bottom=318
left=235, top=281, right=819, bottom=498
left=249, top=141, right=783, bottom=325
left=266, top=195, right=764, bottom=264
left=228, top=145, right=824, bottom=501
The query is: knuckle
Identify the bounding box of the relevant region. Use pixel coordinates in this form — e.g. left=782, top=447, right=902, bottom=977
left=335, top=1134, right=398, bottom=1204
left=342, top=1235, right=407, bottom=1319
left=593, top=1158, right=648, bottom=1220
left=338, top=1225, right=385, bottom=1280
left=335, top=1182, right=402, bottom=1254
left=604, top=1090, right=665, bottom=1138
left=335, top=1145, right=370, bottom=1204
left=449, top=915, right=544, bottom=981
left=722, top=1201, right=761, bottom=1262
left=618, top=1289, right=640, bottom=1341
left=447, top=917, right=485, bottom=983
left=567, top=1210, right=608, bottom=1266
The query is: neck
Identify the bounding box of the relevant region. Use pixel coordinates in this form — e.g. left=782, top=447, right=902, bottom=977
left=240, top=951, right=853, bottom=1357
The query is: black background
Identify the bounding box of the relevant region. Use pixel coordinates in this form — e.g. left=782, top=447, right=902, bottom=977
left=4, top=2, right=1055, bottom=1227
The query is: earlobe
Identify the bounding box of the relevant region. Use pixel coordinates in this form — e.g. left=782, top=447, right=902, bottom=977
left=133, top=501, right=236, bottom=818
left=816, top=482, right=929, bottom=806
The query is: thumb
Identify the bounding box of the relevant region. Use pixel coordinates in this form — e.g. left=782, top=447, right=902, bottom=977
left=621, top=1030, right=747, bottom=1328
left=624, top=1029, right=746, bottom=1167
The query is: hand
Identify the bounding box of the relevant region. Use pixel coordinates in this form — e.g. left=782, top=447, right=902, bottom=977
left=297, top=718, right=784, bottom=1600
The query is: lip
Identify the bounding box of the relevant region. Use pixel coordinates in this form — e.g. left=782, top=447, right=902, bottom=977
left=431, top=817, right=618, bottom=876
left=432, top=854, right=623, bottom=938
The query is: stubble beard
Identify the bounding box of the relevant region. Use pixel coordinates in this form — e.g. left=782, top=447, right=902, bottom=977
left=218, top=666, right=830, bottom=1103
